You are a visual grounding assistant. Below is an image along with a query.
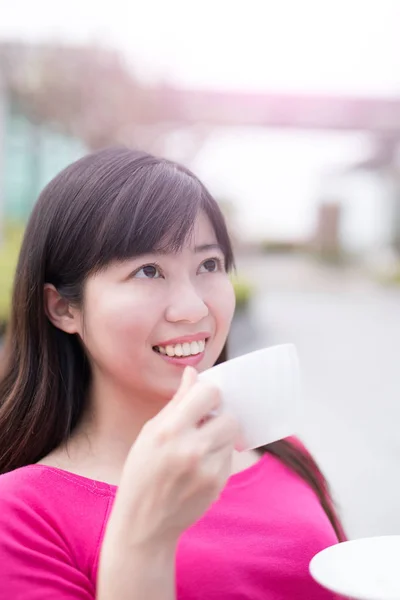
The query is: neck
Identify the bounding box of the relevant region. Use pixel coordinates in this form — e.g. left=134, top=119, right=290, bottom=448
left=61, top=372, right=168, bottom=485
left=42, top=371, right=261, bottom=486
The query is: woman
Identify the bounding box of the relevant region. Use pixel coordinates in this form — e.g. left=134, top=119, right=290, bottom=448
left=0, top=148, right=344, bottom=599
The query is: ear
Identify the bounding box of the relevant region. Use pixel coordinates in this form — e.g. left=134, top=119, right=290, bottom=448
left=43, top=284, right=81, bottom=335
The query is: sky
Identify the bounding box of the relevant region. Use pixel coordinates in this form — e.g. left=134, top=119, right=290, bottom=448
left=1, top=0, right=400, bottom=243
left=1, top=0, right=400, bottom=95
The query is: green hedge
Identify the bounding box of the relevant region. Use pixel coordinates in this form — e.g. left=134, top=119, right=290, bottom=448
left=231, top=277, right=254, bottom=310
left=0, top=226, right=24, bottom=330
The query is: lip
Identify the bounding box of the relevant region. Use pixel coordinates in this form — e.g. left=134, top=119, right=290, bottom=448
left=153, top=332, right=211, bottom=347
left=159, top=352, right=205, bottom=368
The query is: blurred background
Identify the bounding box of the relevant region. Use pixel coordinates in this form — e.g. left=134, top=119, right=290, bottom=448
left=1, top=0, right=400, bottom=540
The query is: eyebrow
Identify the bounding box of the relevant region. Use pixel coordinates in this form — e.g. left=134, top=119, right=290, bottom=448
left=147, top=243, right=224, bottom=257
left=194, top=243, right=223, bottom=253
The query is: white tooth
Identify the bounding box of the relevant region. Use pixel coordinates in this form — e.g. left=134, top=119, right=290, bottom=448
left=174, top=344, right=183, bottom=357
left=190, top=341, right=200, bottom=355
left=182, top=342, right=191, bottom=356
left=159, top=346, right=167, bottom=355
left=198, top=340, right=205, bottom=352
left=166, top=345, right=175, bottom=357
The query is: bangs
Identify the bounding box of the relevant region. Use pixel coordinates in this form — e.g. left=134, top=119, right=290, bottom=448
left=92, top=162, right=203, bottom=267
left=44, top=147, right=234, bottom=288
left=89, top=159, right=234, bottom=271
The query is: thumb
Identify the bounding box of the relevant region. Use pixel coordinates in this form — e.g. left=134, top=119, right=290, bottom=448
left=172, top=366, right=198, bottom=404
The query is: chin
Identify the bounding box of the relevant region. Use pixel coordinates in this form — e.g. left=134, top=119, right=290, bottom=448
left=150, top=374, right=182, bottom=401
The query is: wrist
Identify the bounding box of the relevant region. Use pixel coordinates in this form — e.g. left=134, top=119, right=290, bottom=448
left=98, top=529, right=177, bottom=600
left=103, top=511, right=179, bottom=559
left=106, top=493, right=181, bottom=552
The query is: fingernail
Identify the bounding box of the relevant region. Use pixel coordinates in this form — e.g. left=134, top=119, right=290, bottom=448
left=234, top=433, right=246, bottom=452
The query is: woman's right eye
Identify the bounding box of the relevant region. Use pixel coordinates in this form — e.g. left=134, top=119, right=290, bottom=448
left=133, top=264, right=163, bottom=279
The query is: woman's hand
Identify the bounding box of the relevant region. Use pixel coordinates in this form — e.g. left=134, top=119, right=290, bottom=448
left=109, top=366, right=240, bottom=547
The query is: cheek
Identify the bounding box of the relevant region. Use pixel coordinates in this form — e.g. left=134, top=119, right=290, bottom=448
left=205, top=277, right=236, bottom=331
left=82, top=286, right=162, bottom=359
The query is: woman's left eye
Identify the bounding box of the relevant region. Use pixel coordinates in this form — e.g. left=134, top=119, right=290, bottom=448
left=198, top=258, right=222, bottom=274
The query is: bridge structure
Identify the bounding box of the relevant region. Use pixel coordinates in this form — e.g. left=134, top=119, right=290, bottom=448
left=154, top=87, right=400, bottom=135
left=151, top=87, right=400, bottom=254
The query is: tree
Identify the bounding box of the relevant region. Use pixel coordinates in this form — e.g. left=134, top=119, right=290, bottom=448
left=0, top=42, right=172, bottom=152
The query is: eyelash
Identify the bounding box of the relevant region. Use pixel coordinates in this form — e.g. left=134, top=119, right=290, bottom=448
left=132, top=257, right=225, bottom=279
left=199, top=257, right=224, bottom=274
left=133, top=261, right=164, bottom=279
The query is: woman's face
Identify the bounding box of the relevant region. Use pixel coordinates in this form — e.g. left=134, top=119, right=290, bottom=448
left=79, top=212, right=236, bottom=401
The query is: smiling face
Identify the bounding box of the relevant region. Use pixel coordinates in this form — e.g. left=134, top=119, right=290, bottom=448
left=77, top=211, right=236, bottom=402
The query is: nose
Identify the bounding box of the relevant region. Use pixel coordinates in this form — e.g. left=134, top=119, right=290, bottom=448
left=165, top=281, right=209, bottom=324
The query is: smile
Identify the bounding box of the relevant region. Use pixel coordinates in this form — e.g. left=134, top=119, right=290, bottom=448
left=153, top=339, right=207, bottom=358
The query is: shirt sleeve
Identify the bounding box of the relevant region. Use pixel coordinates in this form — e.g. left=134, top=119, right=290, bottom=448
left=0, top=490, right=95, bottom=600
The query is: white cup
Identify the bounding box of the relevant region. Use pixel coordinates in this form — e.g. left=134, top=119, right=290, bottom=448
left=198, top=343, right=301, bottom=451
left=310, top=536, right=400, bottom=600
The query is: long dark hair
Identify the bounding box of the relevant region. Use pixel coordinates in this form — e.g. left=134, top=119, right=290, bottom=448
left=0, top=147, right=345, bottom=541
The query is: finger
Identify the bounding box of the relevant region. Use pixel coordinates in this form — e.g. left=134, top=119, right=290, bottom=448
left=159, top=367, right=198, bottom=422
left=174, top=381, right=222, bottom=427
left=197, top=412, right=241, bottom=453
left=200, top=443, right=233, bottom=490
left=170, top=366, right=198, bottom=406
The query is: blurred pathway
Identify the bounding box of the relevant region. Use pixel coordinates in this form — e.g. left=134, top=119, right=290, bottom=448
left=230, top=254, right=400, bottom=539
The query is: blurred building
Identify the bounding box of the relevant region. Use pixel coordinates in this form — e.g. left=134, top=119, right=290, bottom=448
left=315, top=135, right=400, bottom=260
left=1, top=39, right=400, bottom=259
left=1, top=102, right=86, bottom=221
left=161, top=88, right=400, bottom=258
left=0, top=43, right=88, bottom=223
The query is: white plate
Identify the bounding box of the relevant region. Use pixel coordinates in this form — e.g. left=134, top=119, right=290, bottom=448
left=310, top=536, right=400, bottom=600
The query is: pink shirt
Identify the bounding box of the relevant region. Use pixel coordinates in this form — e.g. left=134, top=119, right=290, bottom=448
left=0, top=451, right=339, bottom=599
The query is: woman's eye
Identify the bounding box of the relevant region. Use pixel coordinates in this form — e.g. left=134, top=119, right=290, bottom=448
left=134, top=265, right=162, bottom=279
left=199, top=258, right=222, bottom=274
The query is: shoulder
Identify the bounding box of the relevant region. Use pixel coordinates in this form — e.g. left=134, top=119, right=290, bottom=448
left=0, top=465, right=57, bottom=526
left=0, top=466, right=114, bottom=595
left=0, top=464, right=114, bottom=541
left=0, top=464, right=114, bottom=520
left=0, top=463, right=59, bottom=496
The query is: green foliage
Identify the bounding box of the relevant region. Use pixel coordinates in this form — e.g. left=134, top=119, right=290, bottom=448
left=232, top=277, right=254, bottom=310
left=377, top=265, right=400, bottom=286
left=260, top=239, right=299, bottom=253
left=0, top=225, right=24, bottom=329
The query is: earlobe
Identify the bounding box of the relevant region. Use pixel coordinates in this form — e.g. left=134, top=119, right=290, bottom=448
left=43, top=284, right=80, bottom=335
